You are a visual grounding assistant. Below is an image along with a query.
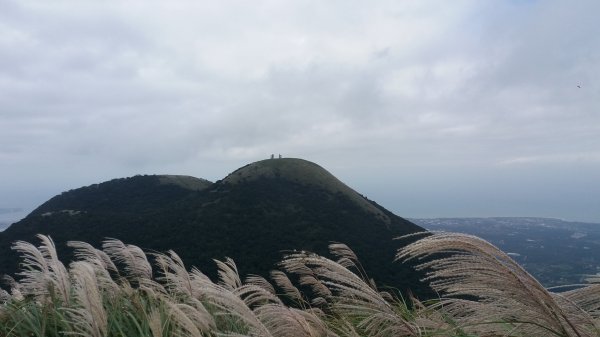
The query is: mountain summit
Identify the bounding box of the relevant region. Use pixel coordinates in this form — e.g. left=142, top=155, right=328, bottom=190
left=224, top=158, right=391, bottom=223
left=0, top=158, right=426, bottom=293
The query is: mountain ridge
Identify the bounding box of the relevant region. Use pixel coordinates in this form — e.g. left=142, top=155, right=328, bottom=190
left=0, top=158, right=427, bottom=294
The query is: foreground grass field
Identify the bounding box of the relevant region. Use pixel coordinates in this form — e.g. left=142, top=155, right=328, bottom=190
left=0, top=233, right=598, bottom=337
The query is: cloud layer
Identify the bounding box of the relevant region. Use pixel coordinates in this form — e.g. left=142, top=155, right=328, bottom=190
left=1, top=0, right=599, bottom=221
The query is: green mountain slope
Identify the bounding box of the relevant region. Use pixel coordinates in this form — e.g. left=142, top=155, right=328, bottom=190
left=0, top=158, right=427, bottom=294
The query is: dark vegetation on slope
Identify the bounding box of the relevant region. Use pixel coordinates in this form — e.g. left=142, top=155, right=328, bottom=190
left=0, top=159, right=428, bottom=296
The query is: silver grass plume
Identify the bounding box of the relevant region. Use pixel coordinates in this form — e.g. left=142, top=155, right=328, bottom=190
left=397, top=232, right=596, bottom=337
left=246, top=275, right=277, bottom=296
left=153, top=257, right=212, bottom=302
left=165, top=300, right=214, bottom=337
left=207, top=265, right=326, bottom=337
left=148, top=308, right=165, bottom=337
left=102, top=238, right=152, bottom=284
left=11, top=234, right=71, bottom=303
left=255, top=304, right=334, bottom=337
left=192, top=258, right=275, bottom=337
left=68, top=241, right=119, bottom=295
left=234, top=283, right=283, bottom=309
left=152, top=250, right=216, bottom=332
left=280, top=248, right=423, bottom=337
left=270, top=270, right=305, bottom=305
left=2, top=275, right=23, bottom=301
left=214, top=257, right=282, bottom=308
left=194, top=282, right=275, bottom=337
left=329, top=320, right=363, bottom=337
left=328, top=243, right=370, bottom=285
left=37, top=234, right=70, bottom=303
left=563, top=277, right=600, bottom=319
left=551, top=294, right=600, bottom=337
left=64, top=261, right=108, bottom=337
left=68, top=241, right=119, bottom=275
left=0, top=288, right=9, bottom=304
left=154, top=250, right=197, bottom=298
left=215, top=257, right=242, bottom=291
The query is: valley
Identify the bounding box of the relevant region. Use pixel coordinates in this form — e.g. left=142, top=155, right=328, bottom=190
left=411, top=217, right=600, bottom=287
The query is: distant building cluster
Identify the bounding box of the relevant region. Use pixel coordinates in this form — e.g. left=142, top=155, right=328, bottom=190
left=270, top=154, right=282, bottom=159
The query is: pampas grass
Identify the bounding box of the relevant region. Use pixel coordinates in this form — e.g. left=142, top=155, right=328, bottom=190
left=1, top=232, right=598, bottom=337
left=279, top=243, right=441, bottom=337
left=397, top=232, right=600, bottom=337
left=64, top=262, right=107, bottom=337
left=11, top=235, right=71, bottom=304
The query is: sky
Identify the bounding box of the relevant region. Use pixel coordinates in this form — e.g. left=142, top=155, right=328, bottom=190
left=1, top=0, right=599, bottom=223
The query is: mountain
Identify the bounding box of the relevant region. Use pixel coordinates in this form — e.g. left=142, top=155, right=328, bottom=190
left=412, top=217, right=600, bottom=287
left=0, top=158, right=426, bottom=294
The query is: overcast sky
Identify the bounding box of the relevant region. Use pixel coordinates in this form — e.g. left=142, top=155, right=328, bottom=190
left=1, top=0, right=599, bottom=223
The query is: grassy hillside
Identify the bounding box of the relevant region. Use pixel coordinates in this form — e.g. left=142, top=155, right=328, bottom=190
left=158, top=175, right=213, bottom=191
left=223, top=158, right=391, bottom=224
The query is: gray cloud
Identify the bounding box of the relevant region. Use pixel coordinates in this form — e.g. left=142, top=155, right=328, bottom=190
left=1, top=0, right=599, bottom=222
